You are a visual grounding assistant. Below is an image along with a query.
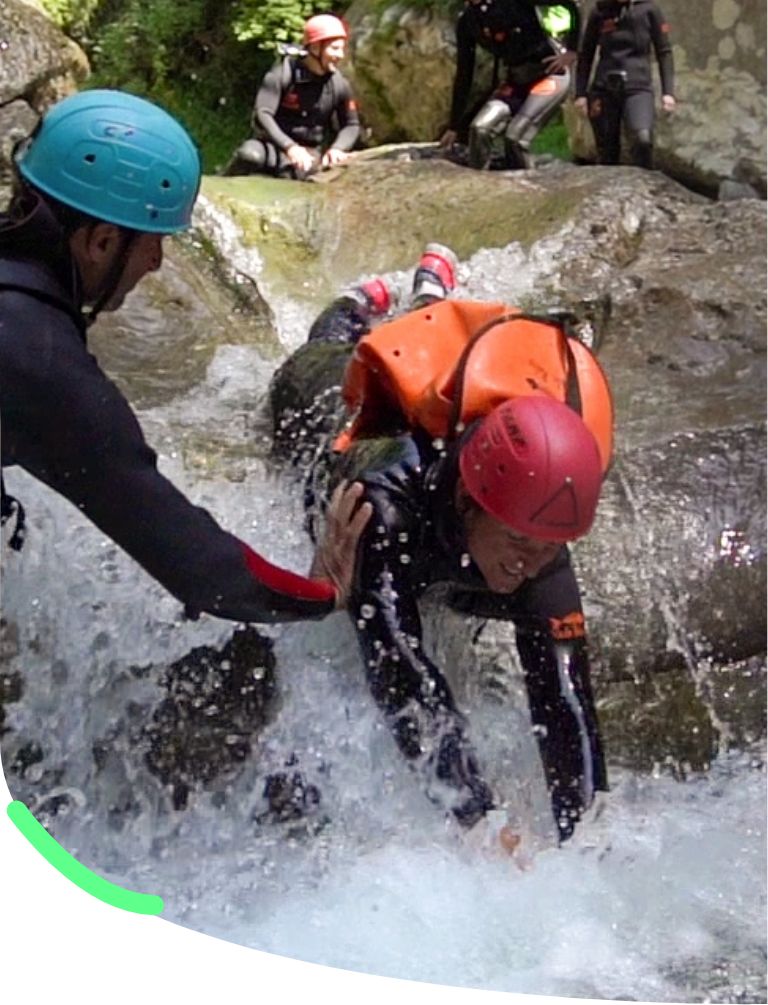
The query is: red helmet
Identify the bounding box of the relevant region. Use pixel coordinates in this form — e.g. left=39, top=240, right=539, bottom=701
left=459, top=397, right=603, bottom=542
left=302, top=14, right=348, bottom=46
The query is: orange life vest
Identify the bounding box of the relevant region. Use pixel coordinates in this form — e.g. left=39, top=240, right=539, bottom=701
left=335, top=300, right=614, bottom=472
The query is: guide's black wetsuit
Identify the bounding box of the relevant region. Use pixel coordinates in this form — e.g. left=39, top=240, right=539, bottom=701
left=226, top=56, right=360, bottom=178
left=271, top=295, right=608, bottom=840
left=0, top=196, right=336, bottom=623
left=575, top=0, right=674, bottom=168
left=447, top=0, right=580, bottom=169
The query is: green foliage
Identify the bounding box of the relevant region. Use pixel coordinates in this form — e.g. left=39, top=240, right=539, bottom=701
left=231, top=0, right=326, bottom=49
left=89, top=0, right=212, bottom=89
left=530, top=110, right=571, bottom=161
left=37, top=0, right=101, bottom=37
left=142, top=80, right=255, bottom=175
left=369, top=0, right=460, bottom=12
left=538, top=4, right=573, bottom=37
left=37, top=0, right=570, bottom=172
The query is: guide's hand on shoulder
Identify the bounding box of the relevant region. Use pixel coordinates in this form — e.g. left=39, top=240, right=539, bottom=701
left=573, top=96, right=588, bottom=118
left=309, top=480, right=372, bottom=610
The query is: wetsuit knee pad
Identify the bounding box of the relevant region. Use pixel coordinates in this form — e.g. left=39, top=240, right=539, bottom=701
left=504, top=114, right=533, bottom=146
left=471, top=100, right=512, bottom=138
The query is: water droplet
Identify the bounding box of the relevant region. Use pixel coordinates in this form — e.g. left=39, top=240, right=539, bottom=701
left=399, top=554, right=411, bottom=564
left=360, top=604, right=375, bottom=619
left=460, top=553, right=471, bottom=567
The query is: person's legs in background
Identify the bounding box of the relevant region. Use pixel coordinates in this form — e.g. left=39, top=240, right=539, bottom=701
left=503, top=71, right=571, bottom=169
left=623, top=89, right=656, bottom=169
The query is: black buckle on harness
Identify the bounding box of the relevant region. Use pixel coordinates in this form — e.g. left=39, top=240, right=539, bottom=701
left=605, top=70, right=628, bottom=94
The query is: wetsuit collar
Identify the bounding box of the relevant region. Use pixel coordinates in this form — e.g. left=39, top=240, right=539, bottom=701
left=424, top=439, right=473, bottom=560
left=423, top=427, right=491, bottom=588
left=0, top=192, right=85, bottom=320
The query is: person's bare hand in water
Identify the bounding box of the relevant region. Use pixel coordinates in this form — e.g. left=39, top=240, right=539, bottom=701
left=310, top=480, right=373, bottom=609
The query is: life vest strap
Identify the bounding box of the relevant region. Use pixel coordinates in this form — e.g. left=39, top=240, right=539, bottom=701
left=446, top=309, right=583, bottom=440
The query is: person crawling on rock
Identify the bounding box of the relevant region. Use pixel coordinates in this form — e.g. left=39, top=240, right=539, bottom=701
left=574, top=0, right=676, bottom=170
left=1, top=89, right=370, bottom=628
left=439, top=0, right=581, bottom=170
left=224, top=14, right=361, bottom=180
left=270, top=244, right=612, bottom=856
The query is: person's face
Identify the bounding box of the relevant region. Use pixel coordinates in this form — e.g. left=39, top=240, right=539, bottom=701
left=315, top=37, right=346, bottom=72
left=105, top=231, right=164, bottom=310
left=461, top=492, right=562, bottom=594
left=74, top=224, right=164, bottom=311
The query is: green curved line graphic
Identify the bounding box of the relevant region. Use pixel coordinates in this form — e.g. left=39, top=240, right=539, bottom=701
left=7, top=800, right=164, bottom=915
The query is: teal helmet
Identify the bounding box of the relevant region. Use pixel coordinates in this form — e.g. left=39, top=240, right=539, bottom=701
left=15, top=89, right=201, bottom=233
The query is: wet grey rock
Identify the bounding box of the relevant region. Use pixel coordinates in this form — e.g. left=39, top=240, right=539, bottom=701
left=0, top=0, right=89, bottom=106
left=718, top=179, right=761, bottom=201
left=136, top=626, right=278, bottom=810
left=0, top=99, right=38, bottom=186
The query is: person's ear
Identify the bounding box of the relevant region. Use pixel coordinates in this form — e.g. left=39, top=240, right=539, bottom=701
left=77, top=222, right=122, bottom=266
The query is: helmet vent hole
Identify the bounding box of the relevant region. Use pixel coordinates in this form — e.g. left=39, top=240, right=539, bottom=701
left=84, top=153, right=96, bottom=164
left=526, top=378, right=538, bottom=389
left=160, top=178, right=171, bottom=189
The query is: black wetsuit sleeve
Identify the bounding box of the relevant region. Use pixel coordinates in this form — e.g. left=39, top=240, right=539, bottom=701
left=350, top=471, right=495, bottom=828
left=649, top=3, right=674, bottom=95
left=328, top=76, right=361, bottom=152
left=2, top=303, right=335, bottom=624
left=448, top=11, right=477, bottom=131
left=448, top=547, right=607, bottom=840
left=575, top=10, right=600, bottom=96
left=253, top=60, right=296, bottom=151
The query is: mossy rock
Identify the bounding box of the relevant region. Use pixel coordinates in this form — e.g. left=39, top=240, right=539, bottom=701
left=201, top=154, right=591, bottom=302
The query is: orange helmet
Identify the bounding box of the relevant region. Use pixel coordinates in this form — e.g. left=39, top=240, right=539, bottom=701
left=302, top=14, right=348, bottom=47
left=459, top=397, right=603, bottom=542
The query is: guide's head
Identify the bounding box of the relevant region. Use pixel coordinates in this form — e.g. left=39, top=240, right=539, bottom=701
left=15, top=88, right=201, bottom=234
left=14, top=89, right=201, bottom=316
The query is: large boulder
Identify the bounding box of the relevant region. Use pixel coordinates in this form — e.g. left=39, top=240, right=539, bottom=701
left=0, top=0, right=89, bottom=185
left=566, top=0, right=767, bottom=199
left=345, top=0, right=767, bottom=198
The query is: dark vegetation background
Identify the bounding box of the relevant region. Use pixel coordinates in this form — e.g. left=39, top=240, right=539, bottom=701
left=39, top=0, right=569, bottom=172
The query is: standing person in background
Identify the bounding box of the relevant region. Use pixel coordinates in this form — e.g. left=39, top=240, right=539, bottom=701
left=1, top=89, right=370, bottom=626
left=439, top=0, right=581, bottom=170
left=224, top=14, right=360, bottom=180
left=575, top=0, right=675, bottom=169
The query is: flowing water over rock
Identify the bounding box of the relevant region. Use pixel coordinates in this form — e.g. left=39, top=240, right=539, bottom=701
left=1, top=162, right=765, bottom=1001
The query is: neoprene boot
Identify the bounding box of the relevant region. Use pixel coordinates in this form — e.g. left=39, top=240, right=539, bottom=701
left=411, top=243, right=458, bottom=306
left=341, top=277, right=393, bottom=316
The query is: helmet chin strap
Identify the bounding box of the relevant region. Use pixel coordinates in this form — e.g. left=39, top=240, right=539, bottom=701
left=85, top=228, right=138, bottom=328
